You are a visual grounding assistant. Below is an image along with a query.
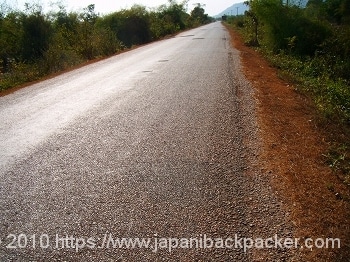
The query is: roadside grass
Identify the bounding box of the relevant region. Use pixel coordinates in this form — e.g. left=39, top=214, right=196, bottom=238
left=226, top=22, right=350, bottom=193
left=260, top=51, right=350, bottom=195
left=264, top=52, right=350, bottom=123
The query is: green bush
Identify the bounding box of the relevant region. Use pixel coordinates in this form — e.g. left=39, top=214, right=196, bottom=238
left=249, top=0, right=330, bottom=55
left=0, top=1, right=210, bottom=91
left=0, top=62, right=41, bottom=91
left=234, top=0, right=350, bottom=123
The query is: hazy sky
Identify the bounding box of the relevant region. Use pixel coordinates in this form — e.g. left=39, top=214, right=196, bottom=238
left=6, top=0, right=241, bottom=16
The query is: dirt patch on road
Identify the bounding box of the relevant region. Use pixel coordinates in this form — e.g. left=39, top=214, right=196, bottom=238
left=225, top=26, right=350, bottom=261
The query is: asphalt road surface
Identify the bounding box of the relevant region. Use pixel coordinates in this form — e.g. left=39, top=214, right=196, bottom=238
left=0, top=22, right=293, bottom=261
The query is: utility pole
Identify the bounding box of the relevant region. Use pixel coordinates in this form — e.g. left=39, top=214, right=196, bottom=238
left=236, top=7, right=239, bottom=16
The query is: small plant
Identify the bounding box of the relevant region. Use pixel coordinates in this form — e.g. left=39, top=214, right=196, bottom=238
left=324, top=144, right=347, bottom=170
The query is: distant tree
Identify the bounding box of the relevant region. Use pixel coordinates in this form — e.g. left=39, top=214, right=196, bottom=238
left=190, top=6, right=209, bottom=25
left=159, top=0, right=189, bottom=31
left=98, top=5, right=150, bottom=48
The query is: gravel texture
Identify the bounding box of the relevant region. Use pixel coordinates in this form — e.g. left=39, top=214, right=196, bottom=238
left=0, top=22, right=293, bottom=261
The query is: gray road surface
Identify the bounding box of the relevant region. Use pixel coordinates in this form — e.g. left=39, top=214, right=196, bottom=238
left=0, top=22, right=293, bottom=261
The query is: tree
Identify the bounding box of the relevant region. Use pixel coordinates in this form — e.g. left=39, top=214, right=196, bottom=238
left=21, top=11, right=52, bottom=61
left=244, top=1, right=259, bottom=46
left=116, top=5, right=151, bottom=47
left=189, top=6, right=209, bottom=26
left=158, top=0, right=189, bottom=32
left=247, top=0, right=329, bottom=55
left=324, top=0, right=350, bottom=24
left=0, top=12, right=23, bottom=72
left=97, top=5, right=150, bottom=48
left=77, top=4, right=97, bottom=59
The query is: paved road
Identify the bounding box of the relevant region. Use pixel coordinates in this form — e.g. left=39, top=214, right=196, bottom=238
left=0, top=22, right=292, bottom=261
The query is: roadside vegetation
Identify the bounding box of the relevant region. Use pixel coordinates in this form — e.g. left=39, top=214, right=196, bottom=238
left=226, top=0, right=350, bottom=190
left=0, top=1, right=213, bottom=91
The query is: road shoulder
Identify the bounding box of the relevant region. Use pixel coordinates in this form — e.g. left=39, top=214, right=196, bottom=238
left=225, top=25, right=350, bottom=261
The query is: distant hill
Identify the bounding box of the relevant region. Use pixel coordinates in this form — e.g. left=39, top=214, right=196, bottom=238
left=214, top=0, right=308, bottom=18
left=214, top=3, right=249, bottom=18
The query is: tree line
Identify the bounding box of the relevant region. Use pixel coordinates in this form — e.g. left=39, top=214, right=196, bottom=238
left=227, top=0, right=350, bottom=122
left=0, top=1, right=213, bottom=91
